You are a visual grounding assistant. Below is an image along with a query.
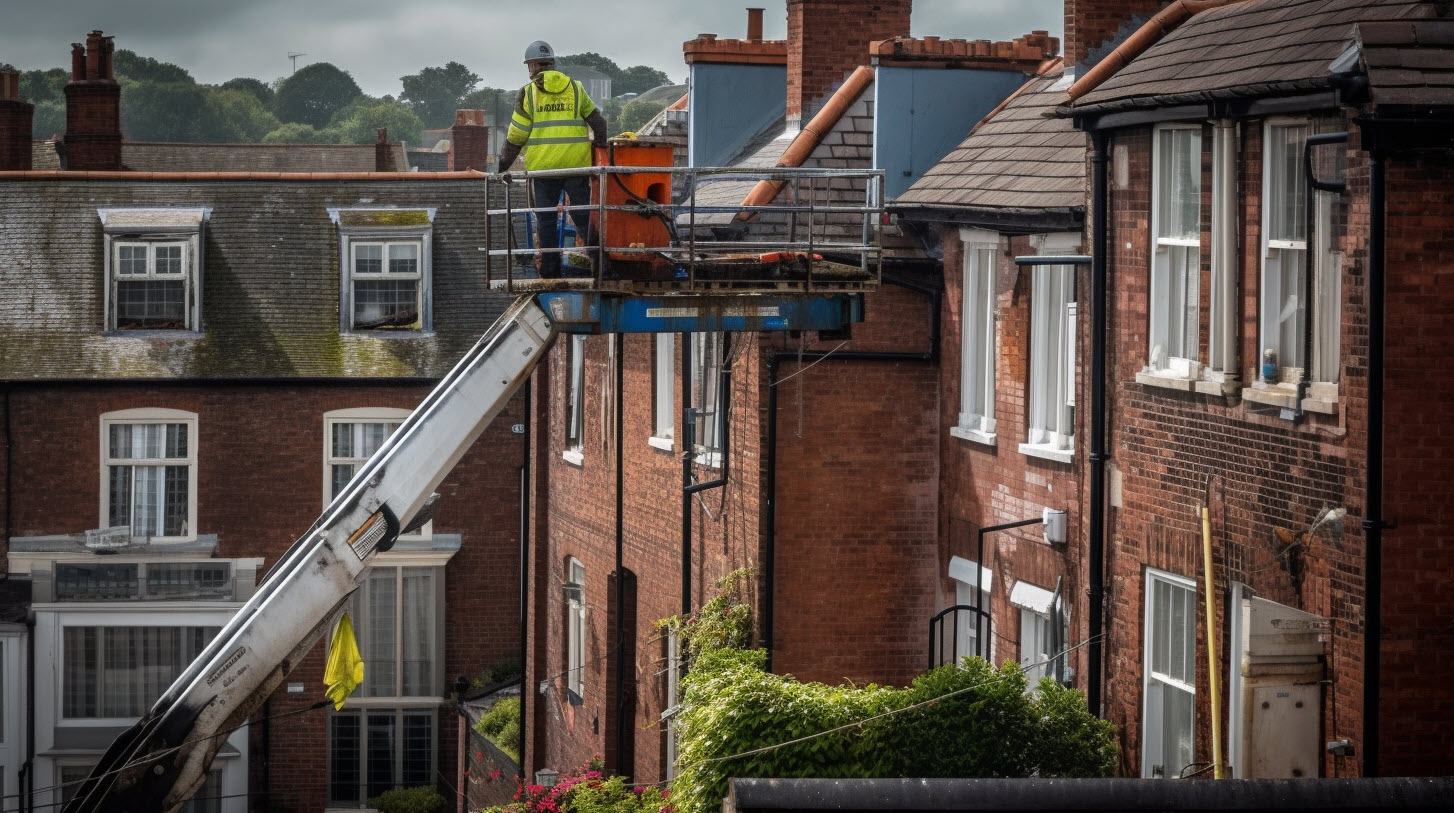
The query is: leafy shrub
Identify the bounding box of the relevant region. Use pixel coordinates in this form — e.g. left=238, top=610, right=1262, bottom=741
left=664, top=573, right=1116, bottom=813
left=369, top=785, right=447, bottom=813
left=475, top=696, right=522, bottom=762
left=485, top=763, right=669, bottom=813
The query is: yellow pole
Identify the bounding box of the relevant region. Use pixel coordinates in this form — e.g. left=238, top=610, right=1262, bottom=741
left=1201, top=504, right=1226, bottom=779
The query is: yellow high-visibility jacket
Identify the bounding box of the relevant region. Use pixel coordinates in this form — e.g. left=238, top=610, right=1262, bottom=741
left=506, top=70, right=596, bottom=171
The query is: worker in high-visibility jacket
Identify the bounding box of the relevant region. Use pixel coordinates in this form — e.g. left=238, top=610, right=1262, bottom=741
left=498, top=40, right=609, bottom=278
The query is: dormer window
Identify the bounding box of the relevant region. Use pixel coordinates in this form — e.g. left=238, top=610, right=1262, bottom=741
left=330, top=208, right=436, bottom=333
left=98, top=208, right=209, bottom=333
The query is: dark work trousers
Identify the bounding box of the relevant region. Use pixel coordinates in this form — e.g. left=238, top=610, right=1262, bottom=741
left=532, top=175, right=592, bottom=277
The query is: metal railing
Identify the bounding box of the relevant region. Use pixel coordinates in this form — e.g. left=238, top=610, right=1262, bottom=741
left=484, top=164, right=885, bottom=289
left=928, top=603, right=991, bottom=670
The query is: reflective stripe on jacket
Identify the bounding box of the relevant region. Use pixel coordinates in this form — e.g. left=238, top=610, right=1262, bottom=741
left=506, top=70, right=596, bottom=171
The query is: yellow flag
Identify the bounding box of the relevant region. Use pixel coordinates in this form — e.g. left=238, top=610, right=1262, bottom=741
left=324, top=612, right=365, bottom=710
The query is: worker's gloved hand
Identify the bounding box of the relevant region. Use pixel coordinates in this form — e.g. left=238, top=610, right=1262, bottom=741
left=498, top=172, right=513, bottom=184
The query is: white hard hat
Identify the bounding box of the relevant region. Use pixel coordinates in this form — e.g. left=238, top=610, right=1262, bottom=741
left=524, top=41, right=554, bottom=63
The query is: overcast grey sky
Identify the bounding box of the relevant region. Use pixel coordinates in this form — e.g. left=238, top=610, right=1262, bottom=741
left=1, top=1, right=1063, bottom=96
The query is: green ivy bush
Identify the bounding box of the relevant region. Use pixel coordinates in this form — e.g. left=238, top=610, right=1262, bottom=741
left=475, top=696, right=523, bottom=763
left=663, top=573, right=1116, bottom=813
left=369, top=785, right=447, bottom=813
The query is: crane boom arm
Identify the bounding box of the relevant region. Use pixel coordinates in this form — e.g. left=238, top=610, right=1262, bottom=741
left=64, top=295, right=557, bottom=813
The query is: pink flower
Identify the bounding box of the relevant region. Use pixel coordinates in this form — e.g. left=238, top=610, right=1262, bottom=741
left=492, top=769, right=504, bottom=780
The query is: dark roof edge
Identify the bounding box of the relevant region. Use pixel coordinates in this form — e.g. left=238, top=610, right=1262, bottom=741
left=890, top=204, right=1084, bottom=233
left=0, top=376, right=441, bottom=387
left=0, top=170, right=489, bottom=182
left=1063, top=80, right=1337, bottom=121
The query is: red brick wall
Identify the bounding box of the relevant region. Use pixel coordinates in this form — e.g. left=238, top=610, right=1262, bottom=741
left=1102, top=122, right=1368, bottom=778
left=1064, top=1, right=1166, bottom=66
left=527, top=281, right=942, bottom=780
left=937, top=230, right=1085, bottom=680
left=769, top=282, right=940, bottom=688
left=1377, top=150, right=1454, bottom=776
left=786, top=0, right=910, bottom=121
left=2, top=383, right=524, bottom=811
left=531, top=332, right=762, bottom=782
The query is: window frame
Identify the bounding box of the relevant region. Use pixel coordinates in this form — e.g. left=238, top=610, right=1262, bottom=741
left=690, top=331, right=725, bottom=466
left=333, top=209, right=436, bottom=335
left=98, top=208, right=207, bottom=334
left=344, top=564, right=444, bottom=702
left=565, top=557, right=586, bottom=700
left=1141, top=568, right=1198, bottom=779
left=1258, top=118, right=1310, bottom=385
left=1008, top=579, right=1060, bottom=683
left=60, top=624, right=221, bottom=720
left=952, top=228, right=998, bottom=445
left=947, top=556, right=994, bottom=663
left=1206, top=121, right=1239, bottom=385
left=1019, top=233, right=1078, bottom=464
left=1249, top=118, right=1343, bottom=411
left=326, top=705, right=437, bottom=807
left=323, top=408, right=430, bottom=540
left=99, top=408, right=199, bottom=544
left=564, top=335, right=586, bottom=465
left=1148, top=124, right=1203, bottom=378
left=650, top=333, right=676, bottom=451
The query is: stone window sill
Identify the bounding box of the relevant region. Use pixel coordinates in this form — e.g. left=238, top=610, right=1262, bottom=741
left=950, top=425, right=997, bottom=447
left=562, top=448, right=584, bottom=467
left=1019, top=442, right=1074, bottom=465
left=648, top=435, right=674, bottom=452
left=1240, top=383, right=1340, bottom=416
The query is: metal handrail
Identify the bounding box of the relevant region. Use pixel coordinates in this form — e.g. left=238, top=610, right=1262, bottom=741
left=483, top=164, right=885, bottom=286
left=928, top=603, right=991, bottom=670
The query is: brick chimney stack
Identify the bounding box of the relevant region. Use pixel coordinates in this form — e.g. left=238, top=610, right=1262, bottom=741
left=1065, top=0, right=1168, bottom=68
left=63, top=30, right=123, bottom=171
left=375, top=128, right=393, bottom=171
left=1, top=71, right=34, bottom=171
left=450, top=109, right=490, bottom=171
left=747, top=7, right=764, bottom=42
left=786, top=0, right=910, bottom=125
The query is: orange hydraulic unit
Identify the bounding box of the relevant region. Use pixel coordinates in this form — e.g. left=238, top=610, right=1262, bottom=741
left=594, top=138, right=673, bottom=259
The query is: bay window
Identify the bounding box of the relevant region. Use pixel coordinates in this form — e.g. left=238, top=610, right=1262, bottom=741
left=327, top=564, right=441, bottom=805
left=62, top=625, right=220, bottom=718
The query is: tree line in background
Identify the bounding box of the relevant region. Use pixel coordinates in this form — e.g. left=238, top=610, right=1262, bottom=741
left=4, top=50, right=674, bottom=146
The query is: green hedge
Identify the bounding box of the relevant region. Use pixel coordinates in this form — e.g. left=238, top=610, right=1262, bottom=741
left=369, top=785, right=447, bottom=813
left=664, top=573, right=1116, bottom=813
left=475, top=696, right=522, bottom=763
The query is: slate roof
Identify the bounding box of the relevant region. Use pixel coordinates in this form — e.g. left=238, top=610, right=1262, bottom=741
left=894, top=65, right=1084, bottom=227
left=410, top=150, right=450, bottom=171
left=1074, top=0, right=1434, bottom=111
left=32, top=140, right=61, bottom=169
left=121, top=141, right=410, bottom=172
left=1355, top=19, right=1454, bottom=111
left=0, top=177, right=512, bottom=380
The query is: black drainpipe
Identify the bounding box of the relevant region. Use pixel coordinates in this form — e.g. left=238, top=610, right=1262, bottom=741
left=1361, top=130, right=1387, bottom=778
left=519, top=382, right=531, bottom=767
left=763, top=272, right=939, bottom=671
left=613, top=334, right=627, bottom=776
left=1088, top=130, right=1110, bottom=718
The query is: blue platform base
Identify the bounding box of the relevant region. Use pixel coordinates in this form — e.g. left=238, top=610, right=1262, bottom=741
left=537, top=292, right=864, bottom=334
